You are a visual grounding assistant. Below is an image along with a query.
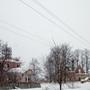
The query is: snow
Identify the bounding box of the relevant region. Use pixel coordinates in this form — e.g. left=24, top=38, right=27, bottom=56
left=6, top=59, right=21, bottom=63
left=11, top=88, right=42, bottom=90
left=0, top=59, right=20, bottom=63
left=8, top=67, right=24, bottom=73
left=11, top=82, right=90, bottom=90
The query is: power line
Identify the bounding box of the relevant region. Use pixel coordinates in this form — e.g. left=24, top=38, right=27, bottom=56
left=0, top=19, right=49, bottom=45
left=18, top=0, right=89, bottom=48
left=0, top=20, right=50, bottom=47
left=0, top=25, right=33, bottom=41
left=18, top=0, right=76, bottom=36
left=32, top=0, right=90, bottom=46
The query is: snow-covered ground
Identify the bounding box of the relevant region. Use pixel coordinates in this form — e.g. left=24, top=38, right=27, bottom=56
left=11, top=82, right=90, bottom=90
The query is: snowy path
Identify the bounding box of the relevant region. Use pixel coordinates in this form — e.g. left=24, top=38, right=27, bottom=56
left=11, top=82, right=90, bottom=90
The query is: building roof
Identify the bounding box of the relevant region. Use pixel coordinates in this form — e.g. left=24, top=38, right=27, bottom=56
left=75, top=65, right=85, bottom=73
left=0, top=59, right=21, bottom=63
left=8, top=67, right=32, bottom=74
left=8, top=67, right=24, bottom=73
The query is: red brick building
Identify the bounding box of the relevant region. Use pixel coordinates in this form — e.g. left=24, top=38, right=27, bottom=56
left=0, top=59, right=21, bottom=70
left=0, top=58, right=21, bottom=83
left=67, top=65, right=86, bottom=81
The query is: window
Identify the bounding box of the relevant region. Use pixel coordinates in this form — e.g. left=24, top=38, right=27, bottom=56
left=7, top=64, right=9, bottom=68
left=28, top=77, right=31, bottom=81
left=25, top=77, right=27, bottom=81
left=17, top=64, right=19, bottom=67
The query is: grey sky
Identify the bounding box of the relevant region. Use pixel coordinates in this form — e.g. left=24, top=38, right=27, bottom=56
left=0, top=0, right=90, bottom=64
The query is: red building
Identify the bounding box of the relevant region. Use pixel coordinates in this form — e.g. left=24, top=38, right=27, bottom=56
left=0, top=58, right=21, bottom=84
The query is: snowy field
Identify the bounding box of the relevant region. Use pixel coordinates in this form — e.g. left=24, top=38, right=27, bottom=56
left=11, top=82, right=90, bottom=90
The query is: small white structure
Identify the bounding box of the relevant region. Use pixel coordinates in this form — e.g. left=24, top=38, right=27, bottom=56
left=21, top=69, right=32, bottom=83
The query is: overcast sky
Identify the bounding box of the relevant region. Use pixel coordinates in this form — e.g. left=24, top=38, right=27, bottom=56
left=0, top=0, right=90, bottom=64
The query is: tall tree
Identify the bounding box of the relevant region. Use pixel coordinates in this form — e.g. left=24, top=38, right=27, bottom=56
left=30, top=58, right=42, bottom=81
left=73, top=49, right=80, bottom=68
left=2, top=43, right=12, bottom=60
left=81, top=50, right=85, bottom=69
left=45, top=44, right=71, bottom=90
left=0, top=41, right=12, bottom=85
left=45, top=55, right=55, bottom=82
left=60, top=44, right=71, bottom=83
left=84, top=49, right=90, bottom=73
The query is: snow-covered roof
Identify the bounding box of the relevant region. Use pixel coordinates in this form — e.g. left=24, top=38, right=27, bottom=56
left=7, top=59, right=21, bottom=63
left=8, top=67, right=24, bottom=73
left=0, top=59, right=21, bottom=63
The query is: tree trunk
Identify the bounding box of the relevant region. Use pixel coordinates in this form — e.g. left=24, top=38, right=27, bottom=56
left=59, top=78, right=62, bottom=90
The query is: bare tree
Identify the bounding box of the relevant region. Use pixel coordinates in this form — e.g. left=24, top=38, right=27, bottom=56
left=84, top=49, right=90, bottom=73
left=81, top=50, right=85, bottom=69
left=71, top=49, right=90, bottom=73
left=60, top=44, right=72, bottom=83
left=44, top=44, right=72, bottom=90
left=44, top=55, right=55, bottom=82
left=0, top=41, right=12, bottom=86
left=30, top=58, right=42, bottom=82
left=74, top=49, right=80, bottom=68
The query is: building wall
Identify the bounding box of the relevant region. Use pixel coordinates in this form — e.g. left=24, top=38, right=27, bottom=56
left=0, top=59, right=21, bottom=84
left=20, top=69, right=32, bottom=83
left=5, top=61, right=20, bottom=69
left=0, top=60, right=20, bottom=71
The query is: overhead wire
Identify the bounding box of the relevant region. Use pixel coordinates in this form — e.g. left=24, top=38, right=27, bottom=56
left=18, top=0, right=90, bottom=48
left=0, top=19, right=50, bottom=47
left=32, top=0, right=90, bottom=46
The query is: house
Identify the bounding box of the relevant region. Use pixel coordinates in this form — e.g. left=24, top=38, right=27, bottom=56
left=8, top=67, right=33, bottom=83
left=0, top=59, right=40, bottom=88
left=67, top=71, right=76, bottom=81
left=8, top=67, right=23, bottom=83
left=75, top=65, right=86, bottom=81
left=20, top=69, right=32, bottom=83
left=64, top=64, right=90, bottom=82
left=75, top=65, right=85, bottom=73
left=0, top=58, right=21, bottom=84
left=0, top=58, right=33, bottom=84
left=0, top=58, right=21, bottom=71
left=67, top=65, right=86, bottom=81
